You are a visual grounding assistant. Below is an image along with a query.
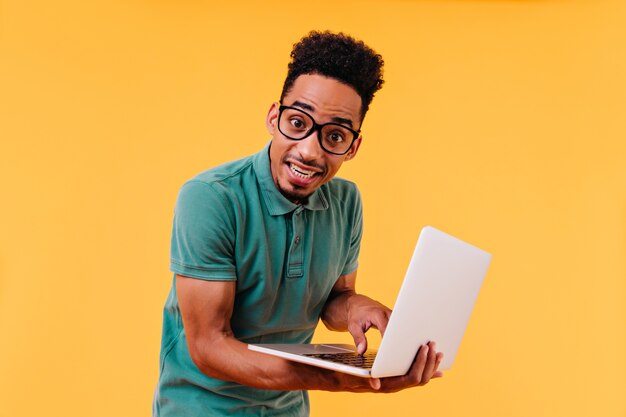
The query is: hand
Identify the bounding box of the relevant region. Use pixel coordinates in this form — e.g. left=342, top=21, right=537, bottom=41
left=332, top=341, right=444, bottom=393
left=372, top=341, right=444, bottom=392
left=345, top=294, right=392, bottom=355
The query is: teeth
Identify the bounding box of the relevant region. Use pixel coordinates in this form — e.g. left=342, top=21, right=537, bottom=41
left=290, top=163, right=315, bottom=178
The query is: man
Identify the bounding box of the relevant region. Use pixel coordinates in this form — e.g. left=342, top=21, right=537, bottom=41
left=153, top=31, right=443, bottom=416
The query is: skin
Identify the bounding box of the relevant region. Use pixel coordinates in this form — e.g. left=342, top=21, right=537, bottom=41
left=266, top=74, right=363, bottom=204
left=177, top=73, right=443, bottom=393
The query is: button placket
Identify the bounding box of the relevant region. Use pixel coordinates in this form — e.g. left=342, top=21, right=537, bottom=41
left=286, top=206, right=304, bottom=278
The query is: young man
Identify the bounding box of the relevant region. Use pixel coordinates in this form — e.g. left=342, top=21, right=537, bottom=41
left=153, top=31, right=442, bottom=417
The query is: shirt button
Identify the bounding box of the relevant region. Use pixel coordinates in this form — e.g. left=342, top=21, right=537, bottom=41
left=294, top=236, right=301, bottom=244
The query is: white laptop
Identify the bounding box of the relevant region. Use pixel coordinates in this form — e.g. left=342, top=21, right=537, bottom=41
left=248, top=226, right=492, bottom=378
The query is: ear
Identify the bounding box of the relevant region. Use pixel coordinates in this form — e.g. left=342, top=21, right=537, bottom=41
left=266, top=102, right=279, bottom=135
left=344, top=136, right=362, bottom=161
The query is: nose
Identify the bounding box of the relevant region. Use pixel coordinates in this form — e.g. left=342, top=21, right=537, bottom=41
left=296, top=128, right=324, bottom=161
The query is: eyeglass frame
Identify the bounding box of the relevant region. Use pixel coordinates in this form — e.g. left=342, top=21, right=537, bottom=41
left=277, top=104, right=361, bottom=156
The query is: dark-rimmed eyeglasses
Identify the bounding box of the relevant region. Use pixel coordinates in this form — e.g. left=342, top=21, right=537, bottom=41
left=277, top=105, right=360, bottom=155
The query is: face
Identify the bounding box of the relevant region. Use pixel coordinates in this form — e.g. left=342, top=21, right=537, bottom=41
left=266, top=74, right=363, bottom=204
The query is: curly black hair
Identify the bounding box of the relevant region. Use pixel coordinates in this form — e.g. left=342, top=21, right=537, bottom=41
left=280, top=31, right=384, bottom=121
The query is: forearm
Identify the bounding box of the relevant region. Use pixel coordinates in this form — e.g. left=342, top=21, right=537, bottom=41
left=320, top=290, right=356, bottom=331
left=188, top=331, right=342, bottom=391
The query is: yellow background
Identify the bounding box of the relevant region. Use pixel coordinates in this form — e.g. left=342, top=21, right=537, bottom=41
left=1, top=0, right=624, bottom=416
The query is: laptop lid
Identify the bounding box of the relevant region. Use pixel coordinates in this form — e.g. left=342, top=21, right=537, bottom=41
left=249, top=226, right=492, bottom=378
left=371, top=226, right=491, bottom=377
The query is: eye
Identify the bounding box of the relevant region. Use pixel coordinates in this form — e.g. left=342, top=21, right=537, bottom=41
left=289, top=117, right=307, bottom=130
left=326, top=130, right=346, bottom=144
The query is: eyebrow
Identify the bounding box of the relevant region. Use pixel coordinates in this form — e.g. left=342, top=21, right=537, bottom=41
left=290, top=100, right=355, bottom=128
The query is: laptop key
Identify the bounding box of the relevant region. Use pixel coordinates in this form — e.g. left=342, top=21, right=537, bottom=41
left=303, top=352, right=377, bottom=368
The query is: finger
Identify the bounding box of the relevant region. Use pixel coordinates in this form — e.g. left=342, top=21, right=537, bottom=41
left=435, top=352, right=443, bottom=370
left=412, top=344, right=429, bottom=384
left=368, top=377, right=381, bottom=391
left=348, top=322, right=368, bottom=355
left=431, top=353, right=444, bottom=379
left=372, top=308, right=391, bottom=336
left=420, top=342, right=438, bottom=385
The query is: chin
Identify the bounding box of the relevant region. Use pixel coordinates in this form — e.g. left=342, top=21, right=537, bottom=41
left=278, top=183, right=313, bottom=204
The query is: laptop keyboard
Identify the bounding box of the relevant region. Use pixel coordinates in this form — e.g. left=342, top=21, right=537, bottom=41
left=303, top=352, right=377, bottom=369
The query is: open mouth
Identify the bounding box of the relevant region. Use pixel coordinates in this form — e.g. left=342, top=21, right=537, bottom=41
left=289, top=162, right=318, bottom=179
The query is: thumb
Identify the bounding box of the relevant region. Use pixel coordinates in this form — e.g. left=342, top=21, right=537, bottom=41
left=368, top=378, right=381, bottom=390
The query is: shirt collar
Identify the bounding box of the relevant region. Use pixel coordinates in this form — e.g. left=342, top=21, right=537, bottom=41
left=253, top=141, right=329, bottom=216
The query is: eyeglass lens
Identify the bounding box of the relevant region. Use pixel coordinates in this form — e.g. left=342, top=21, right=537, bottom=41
left=278, top=107, right=356, bottom=155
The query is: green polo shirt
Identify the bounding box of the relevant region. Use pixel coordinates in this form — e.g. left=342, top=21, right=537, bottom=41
left=153, top=142, right=363, bottom=417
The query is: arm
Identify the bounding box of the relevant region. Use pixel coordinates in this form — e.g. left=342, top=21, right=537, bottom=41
left=178, top=274, right=379, bottom=391
left=178, top=275, right=324, bottom=390
left=177, top=274, right=441, bottom=392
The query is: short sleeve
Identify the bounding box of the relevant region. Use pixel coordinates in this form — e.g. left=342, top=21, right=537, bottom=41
left=340, top=186, right=363, bottom=276
left=170, top=180, right=237, bottom=280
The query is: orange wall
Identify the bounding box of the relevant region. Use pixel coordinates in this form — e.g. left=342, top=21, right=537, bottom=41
left=1, top=1, right=624, bottom=416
